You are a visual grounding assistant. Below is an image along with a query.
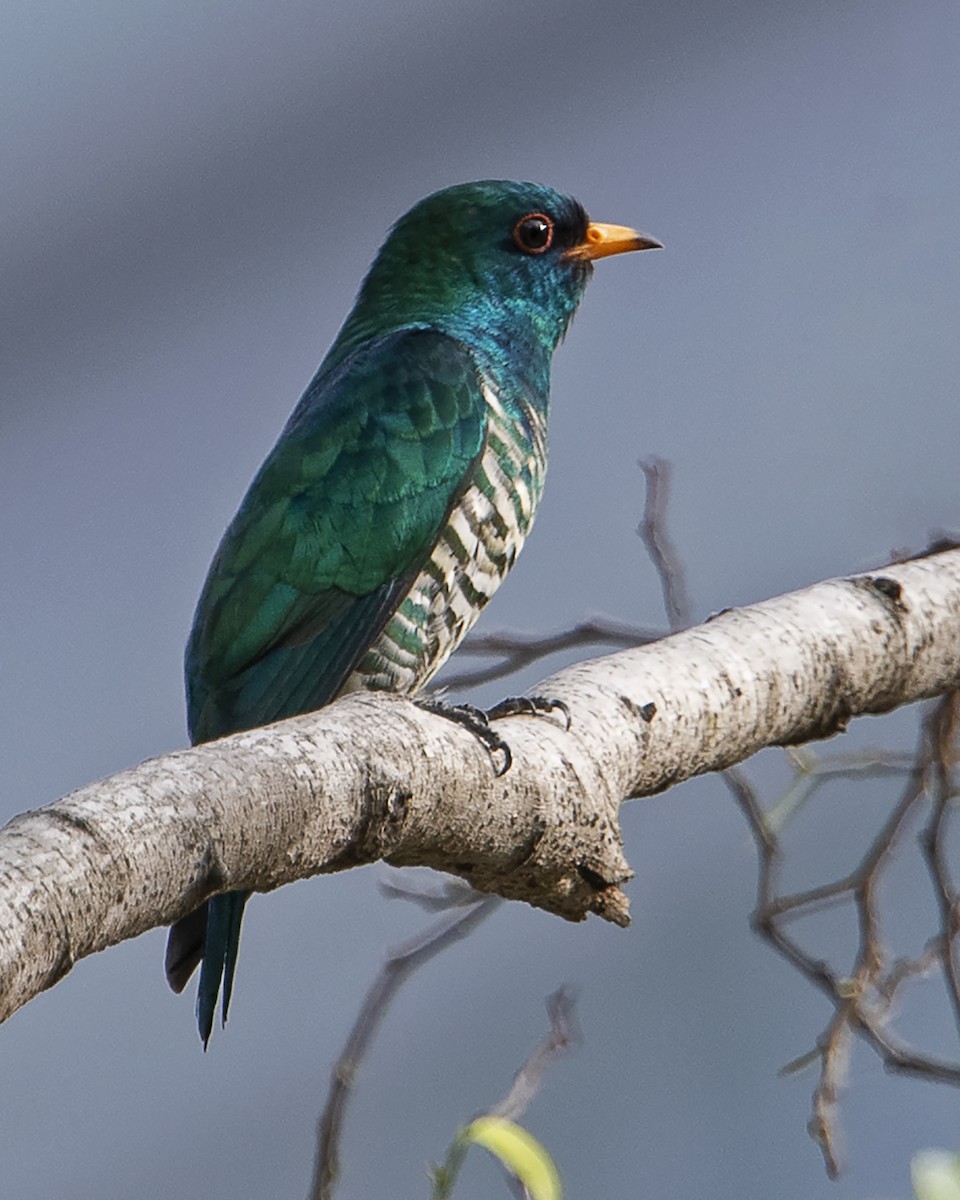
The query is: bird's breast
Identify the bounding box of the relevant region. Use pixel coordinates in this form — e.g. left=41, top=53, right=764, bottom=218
left=344, top=380, right=547, bottom=695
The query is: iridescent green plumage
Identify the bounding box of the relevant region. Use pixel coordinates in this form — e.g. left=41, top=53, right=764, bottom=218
left=186, top=329, right=487, bottom=740
left=165, top=180, right=658, bottom=1044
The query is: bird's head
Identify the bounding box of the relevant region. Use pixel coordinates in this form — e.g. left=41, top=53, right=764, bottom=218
left=332, top=180, right=660, bottom=372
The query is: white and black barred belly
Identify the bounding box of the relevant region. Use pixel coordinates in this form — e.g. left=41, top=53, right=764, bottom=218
left=344, top=380, right=547, bottom=695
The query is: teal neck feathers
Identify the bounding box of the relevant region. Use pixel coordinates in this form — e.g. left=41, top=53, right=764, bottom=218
left=320, top=181, right=593, bottom=406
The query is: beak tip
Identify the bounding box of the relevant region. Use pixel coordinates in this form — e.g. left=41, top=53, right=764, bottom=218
left=569, top=222, right=663, bottom=261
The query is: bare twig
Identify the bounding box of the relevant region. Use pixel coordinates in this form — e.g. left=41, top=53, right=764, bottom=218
left=440, top=617, right=664, bottom=692
left=638, top=457, right=692, bottom=632
left=919, top=692, right=960, bottom=1035
left=377, top=873, right=485, bottom=913
left=726, top=697, right=960, bottom=1177
left=489, top=988, right=581, bottom=1123
left=310, top=894, right=501, bottom=1200
left=431, top=989, right=580, bottom=1200
left=877, top=936, right=945, bottom=1003
left=809, top=1013, right=852, bottom=1177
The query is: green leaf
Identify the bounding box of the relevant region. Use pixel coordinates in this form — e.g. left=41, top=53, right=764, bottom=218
left=913, top=1150, right=960, bottom=1200
left=464, top=1116, right=562, bottom=1200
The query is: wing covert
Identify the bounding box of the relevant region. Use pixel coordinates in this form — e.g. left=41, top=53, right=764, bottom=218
left=186, top=328, right=488, bottom=743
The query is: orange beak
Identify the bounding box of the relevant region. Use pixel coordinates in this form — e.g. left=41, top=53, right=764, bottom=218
left=564, top=222, right=663, bottom=262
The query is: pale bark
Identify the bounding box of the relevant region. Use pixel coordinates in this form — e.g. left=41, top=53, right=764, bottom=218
left=2, top=548, right=960, bottom=1024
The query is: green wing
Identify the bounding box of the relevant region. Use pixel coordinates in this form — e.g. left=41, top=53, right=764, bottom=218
left=186, top=327, right=487, bottom=743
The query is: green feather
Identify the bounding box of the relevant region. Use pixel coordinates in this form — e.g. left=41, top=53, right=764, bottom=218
left=186, top=328, right=487, bottom=742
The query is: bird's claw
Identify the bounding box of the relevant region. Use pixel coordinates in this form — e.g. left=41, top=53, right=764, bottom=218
left=417, top=695, right=570, bottom=776
left=486, top=695, right=571, bottom=731
left=416, top=697, right=512, bottom=775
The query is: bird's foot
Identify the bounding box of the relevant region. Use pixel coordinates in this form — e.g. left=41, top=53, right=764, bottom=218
left=416, top=697, right=512, bottom=775
left=417, top=695, right=571, bottom=776
left=485, top=695, right=571, bottom=730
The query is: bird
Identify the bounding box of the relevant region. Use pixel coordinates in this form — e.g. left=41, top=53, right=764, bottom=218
left=164, top=179, right=660, bottom=1045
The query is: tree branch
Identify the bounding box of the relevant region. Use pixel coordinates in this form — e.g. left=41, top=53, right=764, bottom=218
left=3, top=548, right=960, bottom=1024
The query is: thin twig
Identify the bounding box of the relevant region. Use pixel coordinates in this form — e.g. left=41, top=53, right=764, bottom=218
left=638, top=457, right=692, bottom=632
left=809, top=1013, right=851, bottom=1178
left=439, top=618, right=664, bottom=692
left=310, top=894, right=502, bottom=1200
left=877, top=936, right=945, bottom=1002
left=919, top=693, right=960, bottom=1035
left=378, top=873, right=485, bottom=913
left=431, top=989, right=580, bottom=1200
left=489, top=988, right=581, bottom=1122
left=727, top=697, right=960, bottom=1176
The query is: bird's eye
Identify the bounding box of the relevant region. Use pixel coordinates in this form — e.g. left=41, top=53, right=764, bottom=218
left=512, top=213, right=554, bottom=254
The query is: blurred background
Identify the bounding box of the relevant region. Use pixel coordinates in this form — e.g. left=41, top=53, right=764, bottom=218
left=3, top=1, right=960, bottom=1196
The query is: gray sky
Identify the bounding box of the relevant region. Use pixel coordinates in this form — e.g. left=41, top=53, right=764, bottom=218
left=3, top=2, right=960, bottom=1197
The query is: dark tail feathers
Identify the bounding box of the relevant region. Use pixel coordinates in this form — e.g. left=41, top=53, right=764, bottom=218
left=165, top=891, right=250, bottom=1047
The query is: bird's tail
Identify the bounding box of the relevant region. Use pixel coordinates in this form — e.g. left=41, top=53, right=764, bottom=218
left=165, top=890, right=249, bottom=1047
left=196, top=890, right=249, bottom=1047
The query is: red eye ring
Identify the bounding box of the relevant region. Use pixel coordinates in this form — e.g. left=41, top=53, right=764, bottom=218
left=512, top=212, right=554, bottom=255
